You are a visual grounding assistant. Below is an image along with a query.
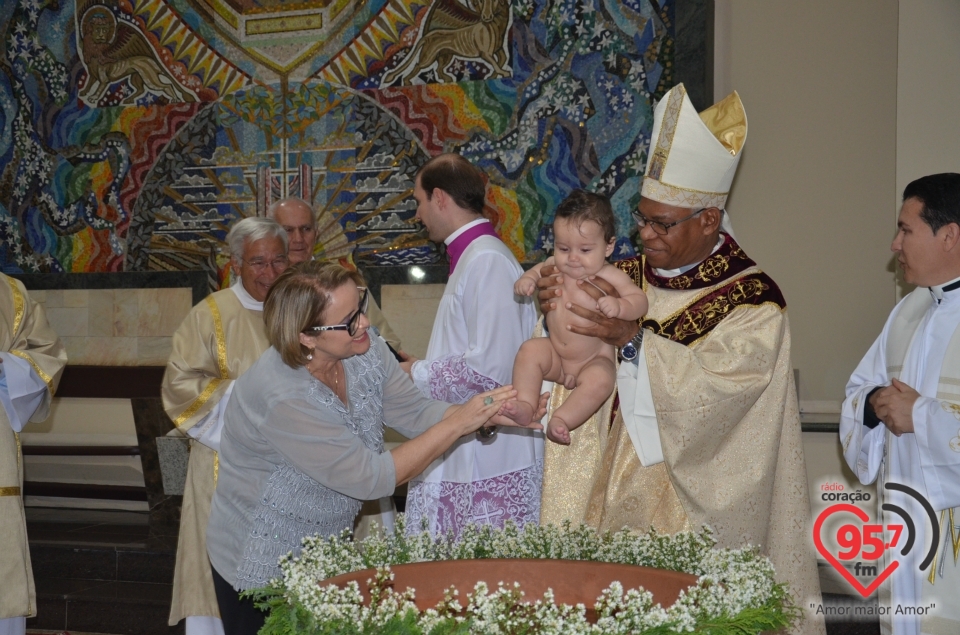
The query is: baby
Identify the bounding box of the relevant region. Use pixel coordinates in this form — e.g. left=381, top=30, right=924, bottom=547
left=504, top=190, right=648, bottom=444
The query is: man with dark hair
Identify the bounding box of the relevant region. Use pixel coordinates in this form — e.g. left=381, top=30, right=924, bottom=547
left=415, top=153, right=487, bottom=216
left=841, top=172, right=960, bottom=635
left=402, top=152, right=542, bottom=539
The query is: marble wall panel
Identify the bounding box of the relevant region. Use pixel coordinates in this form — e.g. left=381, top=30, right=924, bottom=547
left=42, top=290, right=63, bottom=308
left=380, top=284, right=445, bottom=359
left=137, top=337, right=173, bottom=366
left=137, top=289, right=192, bottom=337
left=87, top=290, right=115, bottom=337
left=113, top=290, right=139, bottom=337
left=46, top=307, right=88, bottom=337
left=63, top=289, right=88, bottom=308
left=31, top=288, right=191, bottom=365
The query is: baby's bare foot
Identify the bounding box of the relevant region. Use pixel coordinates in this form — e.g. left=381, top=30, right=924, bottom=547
left=547, top=416, right=571, bottom=445
left=500, top=399, right=535, bottom=425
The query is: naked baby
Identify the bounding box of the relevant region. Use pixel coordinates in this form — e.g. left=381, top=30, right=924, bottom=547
left=504, top=190, right=647, bottom=444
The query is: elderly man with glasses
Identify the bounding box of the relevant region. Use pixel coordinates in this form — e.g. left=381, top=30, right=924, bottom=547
left=537, top=84, right=823, bottom=635
left=162, top=217, right=289, bottom=635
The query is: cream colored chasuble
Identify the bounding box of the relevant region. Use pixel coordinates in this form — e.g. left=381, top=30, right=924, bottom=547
left=542, top=237, right=824, bottom=635
left=162, top=287, right=268, bottom=625
left=0, top=274, right=66, bottom=621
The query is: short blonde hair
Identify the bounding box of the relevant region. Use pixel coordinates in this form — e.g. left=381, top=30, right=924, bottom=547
left=264, top=261, right=365, bottom=368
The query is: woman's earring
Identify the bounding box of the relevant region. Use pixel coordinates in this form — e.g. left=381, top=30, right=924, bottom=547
left=307, top=348, right=314, bottom=361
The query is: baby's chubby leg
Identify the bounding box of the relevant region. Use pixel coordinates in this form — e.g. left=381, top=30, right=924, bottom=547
left=502, top=338, right=564, bottom=425
left=547, top=355, right=616, bottom=445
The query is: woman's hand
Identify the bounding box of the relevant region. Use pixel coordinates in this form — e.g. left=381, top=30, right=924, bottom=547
left=443, top=385, right=519, bottom=436
left=488, top=392, right=549, bottom=428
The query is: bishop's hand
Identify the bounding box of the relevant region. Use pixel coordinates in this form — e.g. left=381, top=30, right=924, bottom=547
left=565, top=276, right=639, bottom=348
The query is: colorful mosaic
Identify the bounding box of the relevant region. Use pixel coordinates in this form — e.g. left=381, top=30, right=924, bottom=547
left=0, top=0, right=678, bottom=274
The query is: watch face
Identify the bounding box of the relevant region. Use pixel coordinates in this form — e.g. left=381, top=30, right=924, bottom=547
left=621, top=343, right=637, bottom=360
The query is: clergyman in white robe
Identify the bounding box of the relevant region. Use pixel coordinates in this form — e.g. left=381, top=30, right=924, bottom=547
left=405, top=219, right=542, bottom=537
left=841, top=279, right=960, bottom=635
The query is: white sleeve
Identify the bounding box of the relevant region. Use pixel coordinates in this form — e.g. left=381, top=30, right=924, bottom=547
left=616, top=341, right=664, bottom=466
left=0, top=352, right=49, bottom=433
left=185, top=380, right=234, bottom=452
left=912, top=396, right=960, bottom=511
left=410, top=359, right=430, bottom=396
left=839, top=327, right=889, bottom=485
left=460, top=252, right=532, bottom=384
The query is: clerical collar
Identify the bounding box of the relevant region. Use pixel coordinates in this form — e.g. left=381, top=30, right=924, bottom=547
left=231, top=280, right=264, bottom=311
left=653, top=234, right=727, bottom=278
left=644, top=233, right=756, bottom=291
left=929, top=275, right=960, bottom=304
left=444, top=218, right=489, bottom=246
left=445, top=218, right=500, bottom=274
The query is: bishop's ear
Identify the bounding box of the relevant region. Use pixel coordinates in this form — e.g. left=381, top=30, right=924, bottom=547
left=699, top=207, right=723, bottom=235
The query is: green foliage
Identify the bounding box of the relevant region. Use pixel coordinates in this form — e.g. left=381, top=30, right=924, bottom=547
left=250, top=516, right=795, bottom=635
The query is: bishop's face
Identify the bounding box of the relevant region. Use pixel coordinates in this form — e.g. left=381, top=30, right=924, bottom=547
left=636, top=197, right=718, bottom=270
left=892, top=197, right=954, bottom=287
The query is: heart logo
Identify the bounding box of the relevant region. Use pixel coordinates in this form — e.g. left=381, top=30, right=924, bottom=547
left=813, top=504, right=899, bottom=597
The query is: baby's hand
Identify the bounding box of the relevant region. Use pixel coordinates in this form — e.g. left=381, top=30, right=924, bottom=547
left=515, top=276, right=537, bottom=296
left=597, top=295, right=621, bottom=318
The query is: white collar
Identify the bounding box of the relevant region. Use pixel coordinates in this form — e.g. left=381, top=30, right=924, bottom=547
left=231, top=280, right=264, bottom=311
left=444, top=218, right=490, bottom=246
left=654, top=235, right=726, bottom=278
left=929, top=274, right=960, bottom=304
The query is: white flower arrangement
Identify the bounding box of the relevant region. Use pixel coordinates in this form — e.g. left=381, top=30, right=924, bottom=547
left=247, top=515, right=796, bottom=634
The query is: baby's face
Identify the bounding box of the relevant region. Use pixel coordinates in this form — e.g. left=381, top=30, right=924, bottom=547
left=552, top=217, right=615, bottom=278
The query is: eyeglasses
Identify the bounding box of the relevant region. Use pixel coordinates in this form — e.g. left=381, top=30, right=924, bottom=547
left=303, top=287, right=369, bottom=337
left=242, top=255, right=289, bottom=273
left=632, top=208, right=707, bottom=235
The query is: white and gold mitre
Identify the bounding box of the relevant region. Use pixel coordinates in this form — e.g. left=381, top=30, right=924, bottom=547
left=641, top=83, right=747, bottom=210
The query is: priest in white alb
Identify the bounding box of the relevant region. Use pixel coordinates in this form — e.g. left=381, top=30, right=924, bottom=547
left=163, top=218, right=288, bottom=635
left=841, top=173, right=960, bottom=635
left=0, top=273, right=67, bottom=635
left=401, top=153, right=542, bottom=537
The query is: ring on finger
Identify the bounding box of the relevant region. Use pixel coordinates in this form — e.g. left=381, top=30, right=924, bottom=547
left=484, top=396, right=494, bottom=406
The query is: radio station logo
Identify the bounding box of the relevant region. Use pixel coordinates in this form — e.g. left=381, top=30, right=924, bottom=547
left=813, top=482, right=939, bottom=598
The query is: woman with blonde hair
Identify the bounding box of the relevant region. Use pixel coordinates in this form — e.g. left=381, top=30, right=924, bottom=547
left=206, top=261, right=541, bottom=634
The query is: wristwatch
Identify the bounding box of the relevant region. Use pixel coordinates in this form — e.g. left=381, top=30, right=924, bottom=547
left=618, top=327, right=644, bottom=363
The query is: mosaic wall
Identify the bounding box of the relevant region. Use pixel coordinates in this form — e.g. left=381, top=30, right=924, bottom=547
left=0, top=0, right=684, bottom=280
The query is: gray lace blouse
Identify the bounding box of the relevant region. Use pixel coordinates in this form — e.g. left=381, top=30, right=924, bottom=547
left=207, top=336, right=450, bottom=590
